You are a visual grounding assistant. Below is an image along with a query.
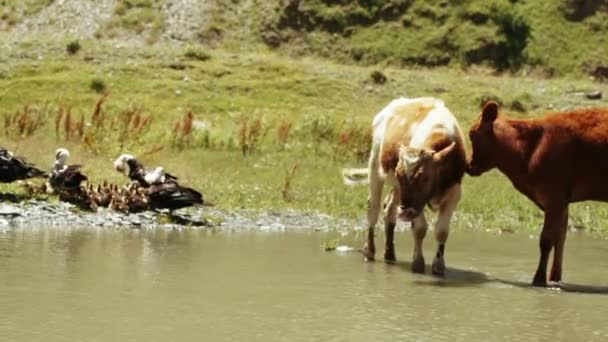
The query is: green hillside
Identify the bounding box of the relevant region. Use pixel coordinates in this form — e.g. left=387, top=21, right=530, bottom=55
left=258, top=0, right=608, bottom=76
left=2, top=0, right=607, bottom=76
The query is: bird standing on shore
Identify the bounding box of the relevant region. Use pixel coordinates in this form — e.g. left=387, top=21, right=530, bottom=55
left=113, top=154, right=177, bottom=187
left=146, top=181, right=205, bottom=212
left=48, top=148, right=88, bottom=194
left=0, top=147, right=47, bottom=183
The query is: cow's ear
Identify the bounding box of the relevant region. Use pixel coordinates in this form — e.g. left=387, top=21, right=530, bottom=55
left=481, top=101, right=499, bottom=123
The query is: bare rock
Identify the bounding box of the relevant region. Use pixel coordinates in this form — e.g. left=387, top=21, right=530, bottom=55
left=586, top=90, right=603, bottom=100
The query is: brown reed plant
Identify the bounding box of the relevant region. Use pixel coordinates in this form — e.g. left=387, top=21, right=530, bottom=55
left=249, top=118, right=262, bottom=152
left=239, top=115, right=269, bottom=156
left=75, top=113, right=85, bottom=139
left=64, top=107, right=73, bottom=141
left=140, top=144, right=164, bottom=157
left=239, top=115, right=248, bottom=156
left=80, top=92, right=114, bottom=153
left=183, top=111, right=193, bottom=138
left=276, top=119, right=292, bottom=149
left=333, top=123, right=372, bottom=162
left=3, top=105, right=47, bottom=138
left=171, top=110, right=195, bottom=150
left=91, top=91, right=109, bottom=127
left=55, top=105, right=64, bottom=139
left=3, top=114, right=10, bottom=136
left=282, top=164, right=299, bottom=202
left=115, top=108, right=152, bottom=144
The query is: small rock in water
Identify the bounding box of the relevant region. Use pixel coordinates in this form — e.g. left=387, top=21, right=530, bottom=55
left=0, top=205, right=22, bottom=217
left=586, top=90, right=602, bottom=100
left=335, top=245, right=355, bottom=252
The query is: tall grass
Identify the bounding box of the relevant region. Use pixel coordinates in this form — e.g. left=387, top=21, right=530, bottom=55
left=239, top=115, right=268, bottom=157
left=3, top=104, right=48, bottom=138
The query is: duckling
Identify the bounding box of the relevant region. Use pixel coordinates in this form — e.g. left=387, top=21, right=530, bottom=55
left=94, top=183, right=112, bottom=207
left=21, top=181, right=38, bottom=197
left=108, top=184, right=129, bottom=213
left=127, top=187, right=149, bottom=213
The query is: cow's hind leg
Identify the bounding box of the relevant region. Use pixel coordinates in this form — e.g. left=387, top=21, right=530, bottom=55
left=384, top=187, right=400, bottom=263
left=533, top=206, right=567, bottom=287
left=549, top=209, right=568, bottom=283
left=411, top=214, right=428, bottom=273
left=431, top=184, right=461, bottom=277
left=364, top=168, right=384, bottom=262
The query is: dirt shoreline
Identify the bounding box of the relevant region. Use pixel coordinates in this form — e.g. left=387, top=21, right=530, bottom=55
left=0, top=199, right=358, bottom=232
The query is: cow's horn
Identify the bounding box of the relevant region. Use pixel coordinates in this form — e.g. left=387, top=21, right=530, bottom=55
left=433, top=142, right=456, bottom=162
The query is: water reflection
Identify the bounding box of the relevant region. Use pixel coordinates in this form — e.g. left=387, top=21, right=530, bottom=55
left=1, top=227, right=608, bottom=341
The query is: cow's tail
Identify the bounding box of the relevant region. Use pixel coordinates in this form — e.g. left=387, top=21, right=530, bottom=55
left=341, top=168, right=369, bottom=186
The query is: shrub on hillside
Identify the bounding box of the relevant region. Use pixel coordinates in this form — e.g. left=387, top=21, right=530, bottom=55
left=66, top=40, right=81, bottom=55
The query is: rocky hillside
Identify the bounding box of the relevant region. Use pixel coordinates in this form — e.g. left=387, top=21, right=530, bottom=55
left=2, top=0, right=607, bottom=77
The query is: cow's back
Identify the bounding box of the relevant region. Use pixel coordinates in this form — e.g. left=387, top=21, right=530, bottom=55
left=553, top=108, right=608, bottom=201
left=372, top=97, right=464, bottom=174
left=516, top=108, right=608, bottom=202
left=371, top=97, right=440, bottom=148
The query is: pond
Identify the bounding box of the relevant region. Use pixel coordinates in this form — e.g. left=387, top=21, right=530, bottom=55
left=1, top=227, right=608, bottom=341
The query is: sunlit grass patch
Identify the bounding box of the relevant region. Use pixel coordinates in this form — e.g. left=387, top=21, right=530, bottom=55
left=98, top=0, right=165, bottom=43
left=1, top=41, right=608, bottom=233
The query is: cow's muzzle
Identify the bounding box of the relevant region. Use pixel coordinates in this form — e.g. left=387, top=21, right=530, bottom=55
left=466, top=163, right=482, bottom=177
left=398, top=206, right=418, bottom=222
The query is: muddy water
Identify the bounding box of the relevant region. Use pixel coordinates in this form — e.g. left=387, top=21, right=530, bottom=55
left=1, top=227, right=608, bottom=341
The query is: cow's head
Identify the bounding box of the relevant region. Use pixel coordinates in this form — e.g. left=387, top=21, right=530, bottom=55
left=467, top=101, right=499, bottom=177
left=395, top=142, right=456, bottom=221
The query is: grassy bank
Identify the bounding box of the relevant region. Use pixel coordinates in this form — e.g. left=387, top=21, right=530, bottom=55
left=1, top=38, right=608, bottom=233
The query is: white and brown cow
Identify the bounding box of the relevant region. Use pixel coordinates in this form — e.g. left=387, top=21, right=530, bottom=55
left=344, top=97, right=467, bottom=275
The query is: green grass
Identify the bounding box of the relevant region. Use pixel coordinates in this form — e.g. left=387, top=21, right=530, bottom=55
left=258, top=0, right=608, bottom=76
left=98, top=0, right=165, bottom=43
left=0, top=0, right=52, bottom=27
left=2, top=0, right=607, bottom=77
left=1, top=38, right=608, bottom=233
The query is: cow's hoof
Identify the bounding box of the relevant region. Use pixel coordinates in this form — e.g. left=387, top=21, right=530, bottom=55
left=384, top=249, right=396, bottom=263
left=363, top=244, right=375, bottom=262
left=412, top=256, right=425, bottom=273
left=532, top=278, right=547, bottom=287
left=549, top=271, right=562, bottom=283
left=431, top=256, right=445, bottom=277
left=532, top=271, right=547, bottom=287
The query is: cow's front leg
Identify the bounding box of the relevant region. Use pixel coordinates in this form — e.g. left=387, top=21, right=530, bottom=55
left=411, top=214, right=428, bottom=273
left=384, top=188, right=400, bottom=262
left=431, top=184, right=461, bottom=277
left=364, top=169, right=384, bottom=262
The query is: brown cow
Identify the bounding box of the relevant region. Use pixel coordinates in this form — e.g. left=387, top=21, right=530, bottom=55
left=467, top=101, right=608, bottom=286
left=343, top=97, right=467, bottom=275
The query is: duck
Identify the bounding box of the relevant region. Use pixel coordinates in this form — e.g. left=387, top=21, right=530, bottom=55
left=145, top=181, right=205, bottom=213
left=113, top=153, right=177, bottom=187
left=0, top=147, right=47, bottom=183
left=48, top=148, right=88, bottom=195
